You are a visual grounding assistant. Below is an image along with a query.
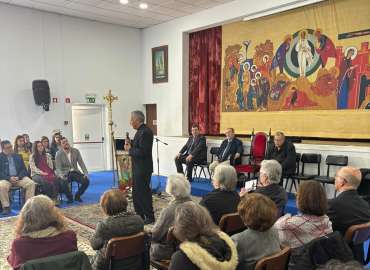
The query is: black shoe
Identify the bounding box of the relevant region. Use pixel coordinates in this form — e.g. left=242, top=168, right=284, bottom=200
left=74, top=195, right=83, bottom=202
left=2, top=207, right=10, bottom=215
left=67, top=198, right=74, bottom=204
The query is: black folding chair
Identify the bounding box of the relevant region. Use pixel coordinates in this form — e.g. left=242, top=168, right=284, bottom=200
left=293, top=153, right=321, bottom=186
left=313, top=155, right=348, bottom=194
left=284, top=153, right=301, bottom=192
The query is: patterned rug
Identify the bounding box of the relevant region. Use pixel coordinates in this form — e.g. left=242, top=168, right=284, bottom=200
left=62, top=193, right=174, bottom=230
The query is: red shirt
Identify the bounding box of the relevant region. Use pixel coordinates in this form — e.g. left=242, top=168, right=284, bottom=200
left=7, top=230, right=77, bottom=269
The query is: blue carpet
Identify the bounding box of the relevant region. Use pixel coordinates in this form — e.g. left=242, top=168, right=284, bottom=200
left=1, top=172, right=299, bottom=218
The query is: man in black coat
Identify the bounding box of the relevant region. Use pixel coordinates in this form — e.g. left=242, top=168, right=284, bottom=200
left=327, top=166, right=370, bottom=236
left=209, top=128, right=243, bottom=175
left=125, top=110, right=155, bottom=224
left=266, top=131, right=296, bottom=176
left=175, top=124, right=207, bottom=181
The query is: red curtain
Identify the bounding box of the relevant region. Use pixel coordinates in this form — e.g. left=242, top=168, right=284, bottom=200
left=189, top=26, right=222, bottom=135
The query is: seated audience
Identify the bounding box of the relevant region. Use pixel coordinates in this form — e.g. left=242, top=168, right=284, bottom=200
left=22, top=133, right=33, bottom=153
left=200, top=165, right=240, bottom=225
left=7, top=195, right=77, bottom=269
left=316, top=259, right=364, bottom=270
left=0, top=140, right=36, bottom=215
left=175, top=124, right=207, bottom=182
left=151, top=174, right=192, bottom=261
left=169, top=202, right=238, bottom=270
left=275, top=180, right=332, bottom=248
left=327, top=166, right=370, bottom=235
left=90, top=189, right=144, bottom=270
left=232, top=193, right=281, bottom=270
left=50, top=132, right=62, bottom=160
left=266, top=131, right=296, bottom=177
left=55, top=137, right=90, bottom=202
left=41, top=136, right=51, bottom=154
left=209, top=128, right=243, bottom=174
left=243, top=160, right=287, bottom=214
left=14, top=135, right=31, bottom=170
left=30, top=141, right=73, bottom=204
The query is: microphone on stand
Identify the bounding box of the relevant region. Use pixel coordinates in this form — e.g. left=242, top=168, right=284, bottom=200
left=155, top=137, right=168, bottom=145
left=153, top=136, right=168, bottom=197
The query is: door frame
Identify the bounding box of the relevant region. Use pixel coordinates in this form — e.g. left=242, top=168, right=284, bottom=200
left=71, top=103, right=108, bottom=171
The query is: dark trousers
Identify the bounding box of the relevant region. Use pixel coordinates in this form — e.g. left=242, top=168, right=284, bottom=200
left=175, top=154, right=205, bottom=181
left=67, top=171, right=90, bottom=197
left=59, top=178, right=73, bottom=201
left=34, top=175, right=73, bottom=200
left=132, top=170, right=154, bottom=221
left=33, top=175, right=59, bottom=199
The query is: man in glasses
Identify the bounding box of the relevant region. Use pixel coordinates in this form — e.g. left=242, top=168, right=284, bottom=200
left=327, top=166, right=370, bottom=236
left=0, top=140, right=36, bottom=215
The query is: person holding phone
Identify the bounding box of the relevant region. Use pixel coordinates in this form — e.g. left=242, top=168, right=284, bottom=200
left=240, top=160, right=287, bottom=215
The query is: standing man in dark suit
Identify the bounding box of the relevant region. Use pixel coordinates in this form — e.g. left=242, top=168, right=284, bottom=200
left=174, top=124, right=207, bottom=182
left=209, top=128, right=243, bottom=175
left=266, top=131, right=296, bottom=176
left=327, top=166, right=370, bottom=235
left=125, top=110, right=155, bottom=224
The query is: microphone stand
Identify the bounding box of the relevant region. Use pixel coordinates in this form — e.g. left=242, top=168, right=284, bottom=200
left=154, top=137, right=168, bottom=196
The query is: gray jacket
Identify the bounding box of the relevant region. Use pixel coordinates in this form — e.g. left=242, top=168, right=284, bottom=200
left=55, top=148, right=88, bottom=178
left=231, top=227, right=281, bottom=270
left=90, top=212, right=144, bottom=270
left=150, top=197, right=192, bottom=260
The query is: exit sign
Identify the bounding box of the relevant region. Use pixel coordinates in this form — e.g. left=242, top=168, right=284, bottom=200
left=85, top=93, right=96, bottom=103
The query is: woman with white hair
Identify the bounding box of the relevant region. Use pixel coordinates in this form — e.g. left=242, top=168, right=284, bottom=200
left=150, top=174, right=192, bottom=261
left=200, top=165, right=240, bottom=225
left=7, top=195, right=77, bottom=269
left=253, top=160, right=288, bottom=214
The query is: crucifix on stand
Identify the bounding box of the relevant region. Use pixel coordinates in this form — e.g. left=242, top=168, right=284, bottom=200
left=104, top=89, right=118, bottom=188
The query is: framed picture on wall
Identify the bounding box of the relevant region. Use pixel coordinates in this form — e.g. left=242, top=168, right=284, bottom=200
left=152, top=45, right=168, bottom=83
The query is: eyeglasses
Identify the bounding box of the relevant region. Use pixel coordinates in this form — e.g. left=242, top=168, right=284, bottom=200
left=335, top=174, right=347, bottom=183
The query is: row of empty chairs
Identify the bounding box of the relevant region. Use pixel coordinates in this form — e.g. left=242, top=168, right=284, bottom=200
left=284, top=153, right=349, bottom=193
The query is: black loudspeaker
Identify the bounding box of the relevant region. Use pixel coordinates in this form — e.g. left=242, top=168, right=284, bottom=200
left=32, top=80, right=51, bottom=111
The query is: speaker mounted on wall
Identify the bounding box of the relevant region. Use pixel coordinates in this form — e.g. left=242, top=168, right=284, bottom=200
left=32, top=80, right=51, bottom=111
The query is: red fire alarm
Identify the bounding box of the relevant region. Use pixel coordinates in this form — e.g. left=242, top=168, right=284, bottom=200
left=65, top=97, right=71, bottom=103
left=52, top=97, right=58, bottom=103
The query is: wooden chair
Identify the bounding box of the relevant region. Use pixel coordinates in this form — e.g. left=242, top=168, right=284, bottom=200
left=219, top=213, right=246, bottom=236
left=106, top=232, right=147, bottom=270
left=254, top=246, right=291, bottom=270
left=344, top=222, right=370, bottom=264
left=151, top=260, right=170, bottom=270
left=150, top=228, right=176, bottom=270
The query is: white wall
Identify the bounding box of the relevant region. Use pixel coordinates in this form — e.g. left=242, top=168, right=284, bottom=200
left=142, top=0, right=324, bottom=136
left=0, top=3, right=143, bottom=143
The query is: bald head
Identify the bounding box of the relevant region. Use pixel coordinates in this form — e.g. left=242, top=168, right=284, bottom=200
left=335, top=166, right=362, bottom=190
